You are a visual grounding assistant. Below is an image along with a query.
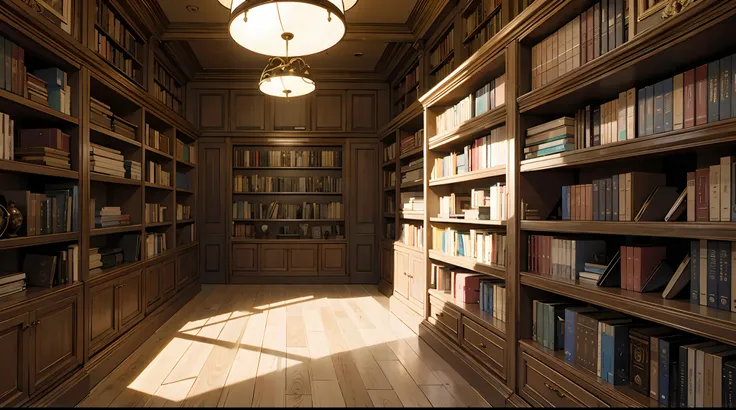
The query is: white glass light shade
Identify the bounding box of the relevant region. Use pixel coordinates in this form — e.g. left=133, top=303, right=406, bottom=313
left=259, top=57, right=316, bottom=98
left=342, top=0, right=357, bottom=10
left=218, top=0, right=232, bottom=8
left=229, top=0, right=346, bottom=56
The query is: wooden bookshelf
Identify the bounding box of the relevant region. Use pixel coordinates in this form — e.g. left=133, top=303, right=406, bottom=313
left=429, top=288, right=506, bottom=335
left=429, top=249, right=506, bottom=279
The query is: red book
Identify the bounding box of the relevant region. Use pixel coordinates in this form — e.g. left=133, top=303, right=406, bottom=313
left=626, top=246, right=635, bottom=290
left=454, top=272, right=482, bottom=304
left=695, top=167, right=710, bottom=221
left=620, top=246, right=628, bottom=290
left=683, top=69, right=695, bottom=128
left=695, top=64, right=708, bottom=125
left=546, top=236, right=552, bottom=276
left=633, top=246, right=667, bottom=292
left=18, top=128, right=70, bottom=152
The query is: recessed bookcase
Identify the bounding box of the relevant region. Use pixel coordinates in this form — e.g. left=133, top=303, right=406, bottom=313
left=92, top=0, right=146, bottom=87
left=153, top=58, right=184, bottom=117
left=462, top=0, right=504, bottom=57
left=428, top=26, right=456, bottom=89
left=391, top=61, right=421, bottom=118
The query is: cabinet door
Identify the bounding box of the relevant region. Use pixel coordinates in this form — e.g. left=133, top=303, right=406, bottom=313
left=319, top=244, right=347, bottom=276
left=88, top=280, right=118, bottom=355
left=272, top=95, right=309, bottom=130
left=177, top=252, right=190, bottom=287
left=232, top=243, right=258, bottom=278
left=393, top=250, right=410, bottom=299
left=162, top=259, right=176, bottom=301
left=287, top=245, right=319, bottom=275
left=118, top=270, right=144, bottom=332
left=260, top=245, right=288, bottom=272
left=312, top=91, right=345, bottom=131
left=145, top=263, right=162, bottom=314
left=30, top=292, right=82, bottom=394
left=381, top=245, right=393, bottom=284
left=199, top=139, right=229, bottom=283
left=189, top=250, right=200, bottom=281
left=409, top=254, right=426, bottom=307
left=0, top=312, right=30, bottom=406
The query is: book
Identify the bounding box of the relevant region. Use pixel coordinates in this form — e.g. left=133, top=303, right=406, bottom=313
left=654, top=80, right=664, bottom=134
left=640, top=260, right=674, bottom=293
left=632, top=246, right=666, bottom=293
left=695, top=64, right=708, bottom=125
left=687, top=171, right=696, bottom=222
left=664, top=189, right=687, bottom=222
left=708, top=60, right=720, bottom=123
left=663, top=77, right=673, bottom=132
left=645, top=85, right=654, bottom=136
left=707, top=240, right=718, bottom=308
left=597, top=251, right=621, bottom=287
left=564, top=306, right=599, bottom=364
left=634, top=186, right=680, bottom=221
left=719, top=241, right=731, bottom=311
left=722, top=156, right=735, bottom=221
left=22, top=254, right=57, bottom=287
left=673, top=73, right=684, bottom=130
left=684, top=69, right=696, bottom=128
left=710, top=164, right=721, bottom=221
left=695, top=168, right=710, bottom=221
left=721, top=56, right=732, bottom=121
left=662, top=254, right=691, bottom=299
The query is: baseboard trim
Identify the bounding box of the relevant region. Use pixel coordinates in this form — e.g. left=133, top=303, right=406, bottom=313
left=506, top=393, right=531, bottom=407
left=28, top=281, right=201, bottom=407
left=418, top=321, right=512, bottom=407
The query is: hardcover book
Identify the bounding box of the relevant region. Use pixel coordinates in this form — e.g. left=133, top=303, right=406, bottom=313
left=684, top=69, right=696, bottom=128
left=708, top=60, right=720, bottom=123
left=695, top=64, right=708, bottom=125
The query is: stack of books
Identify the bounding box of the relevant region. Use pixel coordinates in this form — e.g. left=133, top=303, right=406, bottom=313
left=176, top=204, right=191, bottom=220
left=146, top=232, right=167, bottom=257
left=524, top=117, right=575, bottom=160
left=0, top=273, right=26, bottom=299
left=0, top=112, right=14, bottom=160
left=578, top=261, right=608, bottom=284
left=94, top=206, right=131, bottom=228
left=480, top=279, right=506, bottom=321
left=145, top=203, right=167, bottom=223
left=124, top=160, right=141, bottom=180
left=401, top=158, right=423, bottom=185
left=399, top=129, right=423, bottom=154
left=16, top=128, right=71, bottom=169
left=90, top=98, right=114, bottom=129
left=176, top=140, right=196, bottom=163
left=33, top=68, right=71, bottom=115
left=25, top=73, right=48, bottom=106
left=400, top=192, right=424, bottom=217
left=147, top=161, right=171, bottom=186
left=398, top=223, right=423, bottom=248
left=90, top=143, right=125, bottom=177
left=144, top=124, right=170, bottom=153
left=88, top=247, right=123, bottom=275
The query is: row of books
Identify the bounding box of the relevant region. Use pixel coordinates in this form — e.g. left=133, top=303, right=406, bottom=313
left=147, top=161, right=171, bottom=186
left=462, top=0, right=501, bottom=39
left=146, top=232, right=167, bottom=258
left=232, top=201, right=344, bottom=220
left=176, top=204, right=191, bottom=220
left=175, top=140, right=196, bottom=164
left=531, top=0, right=628, bottom=91
left=14, top=128, right=71, bottom=169
left=232, top=175, right=342, bottom=193
left=13, top=245, right=80, bottom=291
left=2, top=185, right=78, bottom=236
left=383, top=170, right=396, bottom=188
left=383, top=141, right=396, bottom=163
left=437, top=185, right=507, bottom=221
left=431, top=264, right=507, bottom=321
left=177, top=224, right=195, bottom=245
left=385, top=222, right=395, bottom=240
left=145, top=203, right=167, bottom=224
left=432, top=226, right=507, bottom=267
left=144, top=124, right=171, bottom=154
left=0, top=112, right=13, bottom=161
left=400, top=129, right=423, bottom=154
left=430, top=58, right=455, bottom=88
left=527, top=235, right=606, bottom=281
left=690, top=240, right=736, bottom=312
left=94, top=29, right=140, bottom=81
left=401, top=158, right=423, bottom=185
left=431, top=127, right=507, bottom=179
left=90, top=97, right=137, bottom=139
left=154, top=60, right=183, bottom=101
left=691, top=157, right=736, bottom=223
left=434, top=75, right=505, bottom=135
left=96, top=0, right=141, bottom=59
left=401, top=192, right=424, bottom=213
left=125, top=159, right=141, bottom=180
left=398, top=223, right=423, bottom=249
left=95, top=206, right=130, bottom=228
left=0, top=272, right=26, bottom=299
left=429, top=27, right=454, bottom=71
left=233, top=149, right=342, bottom=168
left=463, top=0, right=502, bottom=56
left=569, top=89, right=636, bottom=151
left=153, top=82, right=181, bottom=115
left=90, top=143, right=125, bottom=177
left=533, top=301, right=736, bottom=407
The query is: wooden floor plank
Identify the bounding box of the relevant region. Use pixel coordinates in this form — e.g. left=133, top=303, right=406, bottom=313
left=143, top=377, right=196, bottom=407
left=306, top=331, right=337, bottom=382
left=286, top=347, right=312, bottom=395
left=311, top=381, right=346, bottom=407
left=285, top=394, right=313, bottom=407
left=286, top=315, right=308, bottom=348
left=368, top=389, right=404, bottom=408
left=251, top=292, right=288, bottom=408
left=419, top=385, right=463, bottom=407
left=378, top=360, right=432, bottom=408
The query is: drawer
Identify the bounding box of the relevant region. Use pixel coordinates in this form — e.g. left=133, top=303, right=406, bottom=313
left=428, top=295, right=460, bottom=342
left=520, top=352, right=608, bottom=408
left=461, top=316, right=505, bottom=377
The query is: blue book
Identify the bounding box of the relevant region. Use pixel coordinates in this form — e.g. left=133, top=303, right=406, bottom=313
left=32, top=67, right=65, bottom=88
left=47, top=88, right=64, bottom=112
left=564, top=306, right=598, bottom=365
left=610, top=322, right=633, bottom=385
left=525, top=143, right=575, bottom=159
left=658, top=336, right=698, bottom=406
left=488, top=285, right=493, bottom=315
left=719, top=241, right=731, bottom=311
left=561, top=186, right=569, bottom=220
left=691, top=240, right=700, bottom=303
left=583, top=266, right=606, bottom=274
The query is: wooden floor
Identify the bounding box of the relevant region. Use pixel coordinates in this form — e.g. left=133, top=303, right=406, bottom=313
left=78, top=284, right=490, bottom=408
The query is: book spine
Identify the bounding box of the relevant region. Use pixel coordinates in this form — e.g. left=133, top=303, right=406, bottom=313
left=711, top=164, right=721, bottom=221
left=613, top=326, right=629, bottom=385
left=700, top=239, right=708, bottom=305
left=688, top=171, right=696, bottom=222
left=719, top=241, right=731, bottom=311
left=618, top=91, right=627, bottom=141
left=562, top=185, right=569, bottom=220
left=691, top=240, right=700, bottom=303
left=565, top=309, right=576, bottom=364
left=600, top=0, right=608, bottom=55
left=659, top=338, right=670, bottom=406
left=599, top=177, right=606, bottom=220
left=708, top=240, right=719, bottom=308
left=593, top=105, right=601, bottom=146
left=708, top=60, right=720, bottom=123
left=678, top=346, right=689, bottom=408
left=663, top=77, right=673, bottom=132
left=684, top=69, right=696, bottom=128
left=651, top=336, right=659, bottom=400
left=696, top=168, right=710, bottom=221
left=696, top=64, right=708, bottom=125
left=637, top=88, right=646, bottom=137
left=733, top=162, right=736, bottom=222
left=721, top=56, right=731, bottom=120
left=645, top=85, right=654, bottom=136
left=654, top=80, right=664, bottom=134
left=593, top=180, right=599, bottom=221
left=628, top=334, right=650, bottom=395
left=612, top=175, right=619, bottom=220
left=673, top=73, right=684, bottom=130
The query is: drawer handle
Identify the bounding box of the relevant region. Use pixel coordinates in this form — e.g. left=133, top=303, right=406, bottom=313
left=544, top=383, right=566, bottom=398
left=435, top=312, right=444, bottom=317
left=477, top=342, right=486, bottom=348
left=31, top=320, right=40, bottom=327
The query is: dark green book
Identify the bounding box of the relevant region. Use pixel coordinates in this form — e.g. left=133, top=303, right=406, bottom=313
left=708, top=60, right=720, bottom=123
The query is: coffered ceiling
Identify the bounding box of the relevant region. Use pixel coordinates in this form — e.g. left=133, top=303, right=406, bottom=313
left=157, top=0, right=419, bottom=74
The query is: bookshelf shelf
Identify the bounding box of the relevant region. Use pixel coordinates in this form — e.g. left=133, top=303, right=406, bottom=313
left=519, top=339, right=655, bottom=408
left=0, top=160, right=79, bottom=179
left=153, top=78, right=182, bottom=103
left=399, top=213, right=423, bottom=221
left=0, top=87, right=79, bottom=126
left=517, top=2, right=736, bottom=116
left=176, top=219, right=195, bottom=225
left=90, top=123, right=141, bottom=147
left=429, top=249, right=505, bottom=279
left=393, top=241, right=423, bottom=254
left=428, top=165, right=506, bottom=186
left=382, top=160, right=396, bottom=168
left=232, top=219, right=345, bottom=222
left=90, top=224, right=142, bottom=236
left=428, top=105, right=506, bottom=150
left=176, top=158, right=196, bottom=168
left=89, top=260, right=143, bottom=281
left=520, top=220, right=736, bottom=241
left=93, top=23, right=143, bottom=67
left=519, top=118, right=736, bottom=173
left=146, top=249, right=175, bottom=263
left=233, top=166, right=342, bottom=170
left=233, top=192, right=341, bottom=196
left=176, top=187, right=194, bottom=194
left=429, top=288, right=506, bottom=336
left=144, top=145, right=174, bottom=160
left=400, top=180, right=423, bottom=189
left=384, top=186, right=396, bottom=192
left=399, top=146, right=423, bottom=160
left=0, top=282, right=83, bottom=314
left=176, top=242, right=199, bottom=253
left=145, top=182, right=173, bottom=191
left=144, top=221, right=171, bottom=228
left=430, top=50, right=455, bottom=74
left=90, top=172, right=141, bottom=186
left=520, top=272, right=736, bottom=346
left=430, top=217, right=505, bottom=226
left=231, top=238, right=348, bottom=244
left=0, top=232, right=80, bottom=251
left=461, top=3, right=502, bottom=44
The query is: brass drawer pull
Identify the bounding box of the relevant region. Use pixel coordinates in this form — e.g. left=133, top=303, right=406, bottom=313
left=477, top=341, right=486, bottom=348
left=435, top=312, right=443, bottom=317
left=544, top=382, right=566, bottom=398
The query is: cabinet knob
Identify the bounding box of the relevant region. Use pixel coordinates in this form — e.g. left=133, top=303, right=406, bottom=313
left=544, top=382, right=565, bottom=398
left=30, top=320, right=40, bottom=327
left=435, top=312, right=443, bottom=317
left=477, top=342, right=486, bottom=348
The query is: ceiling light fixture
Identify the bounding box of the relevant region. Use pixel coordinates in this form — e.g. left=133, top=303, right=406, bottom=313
left=259, top=56, right=315, bottom=98
left=218, top=0, right=232, bottom=8
left=227, top=0, right=356, bottom=57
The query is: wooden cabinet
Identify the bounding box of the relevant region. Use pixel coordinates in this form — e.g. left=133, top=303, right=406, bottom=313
left=287, top=244, right=319, bottom=274
left=381, top=244, right=393, bottom=284
left=520, top=353, right=608, bottom=408
left=119, top=270, right=144, bottom=332
left=312, top=91, right=346, bottom=131
left=260, top=245, right=288, bottom=272
left=0, top=312, right=30, bottom=406
left=199, top=139, right=228, bottom=283
left=461, top=317, right=505, bottom=378
left=230, top=90, right=266, bottom=131
left=408, top=253, right=425, bottom=306
left=272, top=95, right=309, bottom=130
left=30, top=293, right=82, bottom=393
left=177, top=252, right=191, bottom=287
left=319, top=244, right=347, bottom=276
left=393, top=249, right=410, bottom=299
left=232, top=243, right=258, bottom=278
left=88, top=269, right=144, bottom=356
left=428, top=295, right=460, bottom=343
left=162, top=259, right=176, bottom=301
left=348, top=142, right=378, bottom=282
left=145, top=263, right=162, bottom=314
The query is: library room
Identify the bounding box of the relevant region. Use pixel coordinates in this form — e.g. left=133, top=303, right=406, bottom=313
left=0, top=0, right=733, bottom=407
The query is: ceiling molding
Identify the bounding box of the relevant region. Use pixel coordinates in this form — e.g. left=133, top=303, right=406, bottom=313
left=193, top=68, right=385, bottom=83
left=158, top=41, right=202, bottom=81
left=161, top=22, right=414, bottom=42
